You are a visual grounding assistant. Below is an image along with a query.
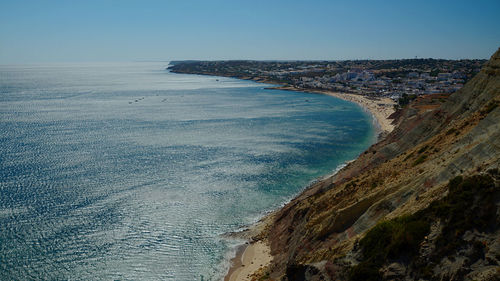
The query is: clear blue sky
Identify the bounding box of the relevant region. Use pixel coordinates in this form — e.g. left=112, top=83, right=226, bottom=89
left=1, top=0, right=499, bottom=63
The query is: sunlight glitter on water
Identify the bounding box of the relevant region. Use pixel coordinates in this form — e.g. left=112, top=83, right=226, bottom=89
left=0, top=62, right=374, bottom=280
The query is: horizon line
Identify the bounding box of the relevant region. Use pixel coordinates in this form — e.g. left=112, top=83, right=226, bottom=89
left=0, top=56, right=490, bottom=66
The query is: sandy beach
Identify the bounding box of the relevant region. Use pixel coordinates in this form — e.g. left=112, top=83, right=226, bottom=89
left=322, top=91, right=395, bottom=134
left=223, top=85, right=396, bottom=281
left=268, top=86, right=396, bottom=135
left=224, top=241, right=272, bottom=281
left=223, top=213, right=275, bottom=281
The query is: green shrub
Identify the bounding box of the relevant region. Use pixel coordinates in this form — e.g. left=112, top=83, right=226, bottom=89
left=446, top=128, right=457, bottom=135
left=417, top=145, right=429, bottom=154
left=431, top=174, right=497, bottom=258
left=349, top=174, right=497, bottom=281
left=413, top=155, right=427, bottom=166
left=403, top=152, right=414, bottom=161
left=397, top=93, right=417, bottom=108
left=349, top=215, right=430, bottom=280
left=359, top=216, right=430, bottom=260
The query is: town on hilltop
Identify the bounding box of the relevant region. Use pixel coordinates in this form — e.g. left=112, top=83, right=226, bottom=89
left=169, top=59, right=486, bottom=106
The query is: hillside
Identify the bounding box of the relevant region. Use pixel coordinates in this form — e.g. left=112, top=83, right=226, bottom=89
left=250, top=48, right=500, bottom=281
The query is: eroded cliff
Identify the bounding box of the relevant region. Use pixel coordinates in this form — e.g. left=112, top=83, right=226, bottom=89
left=256, top=49, right=500, bottom=281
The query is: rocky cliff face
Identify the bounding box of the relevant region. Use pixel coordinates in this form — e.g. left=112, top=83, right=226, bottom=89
left=257, top=49, right=500, bottom=281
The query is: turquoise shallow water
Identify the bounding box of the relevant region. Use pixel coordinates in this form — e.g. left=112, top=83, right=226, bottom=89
left=0, top=62, right=375, bottom=280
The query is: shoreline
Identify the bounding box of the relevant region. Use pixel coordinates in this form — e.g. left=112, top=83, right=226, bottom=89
left=223, top=213, right=275, bottom=281
left=222, top=82, right=396, bottom=281
left=267, top=85, right=395, bottom=136
left=166, top=71, right=397, bottom=280
left=168, top=72, right=396, bottom=137
left=224, top=240, right=272, bottom=281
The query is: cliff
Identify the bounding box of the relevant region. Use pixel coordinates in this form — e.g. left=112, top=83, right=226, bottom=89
left=256, top=49, right=500, bottom=280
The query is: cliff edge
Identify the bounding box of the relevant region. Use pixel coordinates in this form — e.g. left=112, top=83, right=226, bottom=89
left=255, top=49, right=500, bottom=281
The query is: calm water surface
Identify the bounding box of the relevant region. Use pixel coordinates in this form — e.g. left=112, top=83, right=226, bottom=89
left=0, top=62, right=375, bottom=280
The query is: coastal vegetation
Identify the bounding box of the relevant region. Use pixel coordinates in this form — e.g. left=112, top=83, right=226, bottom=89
left=395, top=93, right=417, bottom=109
left=350, top=172, right=499, bottom=281
left=350, top=214, right=429, bottom=281
left=174, top=48, right=500, bottom=280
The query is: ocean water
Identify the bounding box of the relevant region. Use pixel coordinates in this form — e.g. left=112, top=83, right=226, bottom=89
left=0, top=62, right=375, bottom=280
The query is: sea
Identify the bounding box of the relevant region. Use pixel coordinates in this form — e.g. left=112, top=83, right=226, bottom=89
left=0, top=62, right=375, bottom=280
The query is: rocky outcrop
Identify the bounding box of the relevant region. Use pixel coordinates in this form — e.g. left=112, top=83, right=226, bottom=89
left=257, top=48, right=500, bottom=280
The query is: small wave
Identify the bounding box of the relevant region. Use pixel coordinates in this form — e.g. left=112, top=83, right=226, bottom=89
left=217, top=160, right=352, bottom=280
